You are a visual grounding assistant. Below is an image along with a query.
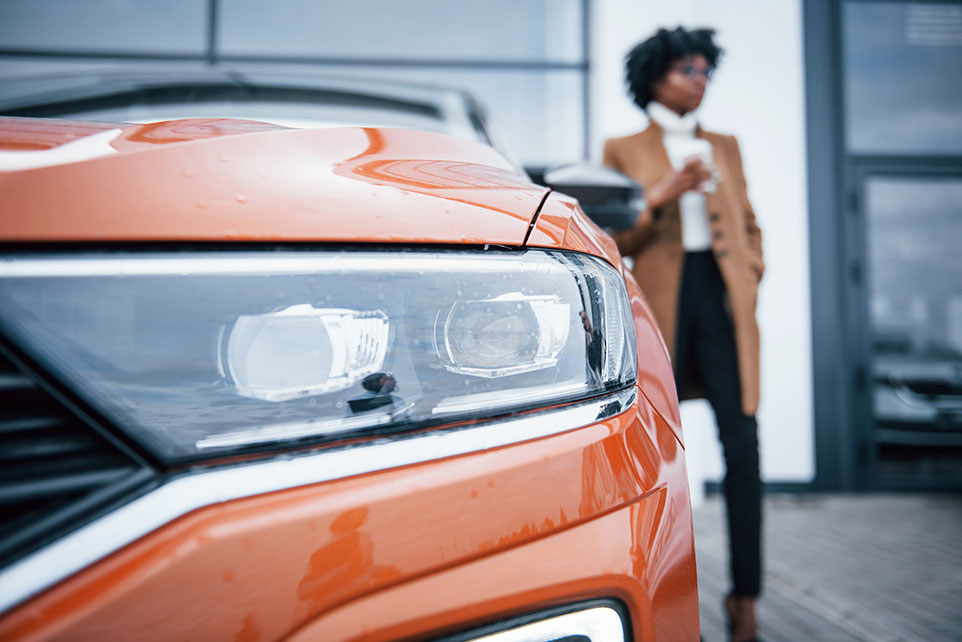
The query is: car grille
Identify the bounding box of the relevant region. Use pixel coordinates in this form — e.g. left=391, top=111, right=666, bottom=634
left=0, top=347, right=153, bottom=569
left=905, top=380, right=962, bottom=398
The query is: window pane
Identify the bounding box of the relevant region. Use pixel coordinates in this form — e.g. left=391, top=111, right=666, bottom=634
left=219, top=0, right=584, bottom=63
left=844, top=2, right=962, bottom=155
left=0, top=0, right=207, bottom=55
left=868, top=177, right=962, bottom=357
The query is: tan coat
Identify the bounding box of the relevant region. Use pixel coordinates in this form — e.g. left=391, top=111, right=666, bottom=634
left=603, top=123, right=763, bottom=415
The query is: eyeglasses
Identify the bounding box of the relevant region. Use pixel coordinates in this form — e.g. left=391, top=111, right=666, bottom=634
left=673, top=64, right=714, bottom=81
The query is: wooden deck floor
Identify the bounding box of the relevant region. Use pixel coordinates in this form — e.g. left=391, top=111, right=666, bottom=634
left=692, top=493, right=962, bottom=642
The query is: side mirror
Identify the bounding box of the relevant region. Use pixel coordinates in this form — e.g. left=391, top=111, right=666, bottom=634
left=528, top=163, right=644, bottom=231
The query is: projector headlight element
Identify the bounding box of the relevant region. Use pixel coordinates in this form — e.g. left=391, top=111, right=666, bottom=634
left=222, top=305, right=390, bottom=401
left=438, top=293, right=570, bottom=377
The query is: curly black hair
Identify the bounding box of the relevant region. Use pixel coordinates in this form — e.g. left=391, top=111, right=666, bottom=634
left=625, top=27, right=723, bottom=111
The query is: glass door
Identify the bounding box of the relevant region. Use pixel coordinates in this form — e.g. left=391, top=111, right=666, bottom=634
left=859, top=172, right=962, bottom=487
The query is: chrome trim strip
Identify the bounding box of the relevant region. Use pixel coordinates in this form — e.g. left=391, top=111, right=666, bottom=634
left=0, top=252, right=622, bottom=280
left=465, top=606, right=624, bottom=642
left=0, top=388, right=635, bottom=613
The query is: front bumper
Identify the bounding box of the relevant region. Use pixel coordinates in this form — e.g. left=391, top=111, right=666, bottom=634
left=0, top=385, right=698, bottom=641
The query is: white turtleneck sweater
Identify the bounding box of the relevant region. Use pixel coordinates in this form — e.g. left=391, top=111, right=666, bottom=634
left=647, top=101, right=713, bottom=251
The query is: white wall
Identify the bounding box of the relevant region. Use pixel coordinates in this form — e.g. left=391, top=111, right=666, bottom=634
left=591, top=0, right=814, bottom=489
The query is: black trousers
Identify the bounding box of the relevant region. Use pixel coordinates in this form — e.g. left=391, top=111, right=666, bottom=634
left=674, top=251, right=762, bottom=597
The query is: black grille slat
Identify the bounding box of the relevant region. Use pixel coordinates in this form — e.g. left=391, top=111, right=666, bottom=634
left=0, top=468, right=155, bottom=563
left=0, top=415, right=66, bottom=434
left=3, top=450, right=134, bottom=480
left=0, top=376, right=54, bottom=412
left=0, top=468, right=132, bottom=505
left=0, top=372, right=33, bottom=391
left=0, top=346, right=153, bottom=568
left=1, top=429, right=101, bottom=461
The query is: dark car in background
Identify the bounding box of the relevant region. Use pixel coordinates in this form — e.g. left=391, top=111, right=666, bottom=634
left=0, top=69, right=509, bottom=158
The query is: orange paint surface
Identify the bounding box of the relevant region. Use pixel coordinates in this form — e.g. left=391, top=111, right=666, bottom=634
left=0, top=393, right=696, bottom=642
left=293, top=492, right=697, bottom=642
left=0, top=120, right=546, bottom=245
left=0, top=116, right=696, bottom=641
left=526, top=191, right=624, bottom=269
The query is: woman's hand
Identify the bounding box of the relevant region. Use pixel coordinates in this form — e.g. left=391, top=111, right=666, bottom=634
left=646, top=157, right=713, bottom=210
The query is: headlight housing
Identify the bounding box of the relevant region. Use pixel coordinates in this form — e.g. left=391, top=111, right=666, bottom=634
left=0, top=249, right=636, bottom=462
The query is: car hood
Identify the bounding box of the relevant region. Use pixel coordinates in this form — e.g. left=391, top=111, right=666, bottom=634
left=0, top=118, right=548, bottom=245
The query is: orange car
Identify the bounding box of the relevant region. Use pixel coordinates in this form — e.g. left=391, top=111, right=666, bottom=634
left=0, top=108, right=697, bottom=640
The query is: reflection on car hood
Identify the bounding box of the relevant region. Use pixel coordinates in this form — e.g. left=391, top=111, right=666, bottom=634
left=0, top=117, right=548, bottom=245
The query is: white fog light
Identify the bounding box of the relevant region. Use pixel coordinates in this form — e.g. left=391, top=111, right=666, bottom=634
left=221, top=304, right=389, bottom=401
left=438, top=293, right=570, bottom=377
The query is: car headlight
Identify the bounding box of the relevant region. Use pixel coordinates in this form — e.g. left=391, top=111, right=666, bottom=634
left=0, top=249, right=636, bottom=462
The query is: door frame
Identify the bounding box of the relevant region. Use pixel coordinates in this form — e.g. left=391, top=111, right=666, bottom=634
left=846, top=160, right=962, bottom=490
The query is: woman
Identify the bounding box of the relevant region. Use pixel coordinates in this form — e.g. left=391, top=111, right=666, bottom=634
left=603, top=27, right=764, bottom=642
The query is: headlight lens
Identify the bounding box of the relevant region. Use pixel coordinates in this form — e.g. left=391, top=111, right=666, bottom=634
left=223, top=305, right=391, bottom=401
left=439, top=294, right=570, bottom=376
left=0, top=249, right=636, bottom=461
